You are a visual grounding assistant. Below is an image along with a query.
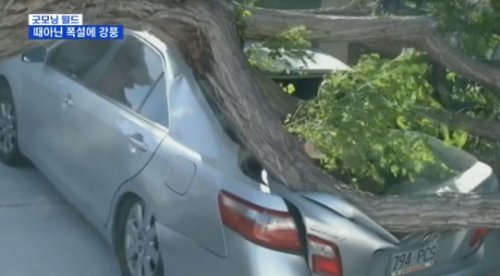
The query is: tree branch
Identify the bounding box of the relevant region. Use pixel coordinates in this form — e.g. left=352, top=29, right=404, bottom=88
left=422, top=109, right=500, bottom=140
left=2, top=0, right=500, bottom=233
left=245, top=8, right=435, bottom=42
left=296, top=1, right=374, bottom=16
left=244, top=8, right=500, bottom=92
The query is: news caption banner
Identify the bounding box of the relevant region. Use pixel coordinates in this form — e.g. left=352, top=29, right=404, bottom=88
left=28, top=14, right=124, bottom=40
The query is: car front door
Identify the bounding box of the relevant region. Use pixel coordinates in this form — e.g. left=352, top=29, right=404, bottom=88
left=60, top=34, right=167, bottom=226
left=17, top=40, right=117, bottom=187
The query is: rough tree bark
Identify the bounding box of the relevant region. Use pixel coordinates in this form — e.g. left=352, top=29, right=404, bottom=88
left=2, top=0, right=500, bottom=232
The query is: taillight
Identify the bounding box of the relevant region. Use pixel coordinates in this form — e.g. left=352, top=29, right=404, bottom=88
left=218, top=190, right=302, bottom=253
left=309, top=235, right=343, bottom=276
left=469, top=228, right=491, bottom=247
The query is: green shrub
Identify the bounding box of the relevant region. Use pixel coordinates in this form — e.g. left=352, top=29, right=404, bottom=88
left=286, top=50, right=466, bottom=193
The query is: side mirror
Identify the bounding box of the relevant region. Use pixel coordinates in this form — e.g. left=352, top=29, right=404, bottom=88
left=21, top=46, right=47, bottom=63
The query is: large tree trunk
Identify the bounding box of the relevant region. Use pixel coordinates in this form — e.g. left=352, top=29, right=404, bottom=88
left=2, top=0, right=500, bottom=232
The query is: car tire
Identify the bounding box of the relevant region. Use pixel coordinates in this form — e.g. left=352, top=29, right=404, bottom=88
left=0, top=84, right=28, bottom=166
left=115, top=196, right=164, bottom=276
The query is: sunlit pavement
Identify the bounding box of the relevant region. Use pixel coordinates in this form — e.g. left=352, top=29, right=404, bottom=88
left=0, top=164, right=120, bottom=276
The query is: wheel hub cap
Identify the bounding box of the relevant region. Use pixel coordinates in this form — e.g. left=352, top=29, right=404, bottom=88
left=125, top=202, right=160, bottom=276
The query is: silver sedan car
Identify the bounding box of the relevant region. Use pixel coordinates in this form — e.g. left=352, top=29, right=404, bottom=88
left=0, top=29, right=499, bottom=276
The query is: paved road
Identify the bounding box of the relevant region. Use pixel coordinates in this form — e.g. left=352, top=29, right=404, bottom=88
left=0, top=164, right=121, bottom=276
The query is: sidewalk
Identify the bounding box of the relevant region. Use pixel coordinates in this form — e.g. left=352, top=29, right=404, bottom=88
left=0, top=164, right=120, bottom=276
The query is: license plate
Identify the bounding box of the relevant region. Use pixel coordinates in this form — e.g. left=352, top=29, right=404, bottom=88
left=390, top=242, right=438, bottom=276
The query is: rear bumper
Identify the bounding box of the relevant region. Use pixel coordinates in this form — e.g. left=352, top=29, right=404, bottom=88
left=155, top=224, right=500, bottom=276
left=450, top=230, right=500, bottom=276
left=415, top=230, right=500, bottom=276
left=155, top=222, right=310, bottom=276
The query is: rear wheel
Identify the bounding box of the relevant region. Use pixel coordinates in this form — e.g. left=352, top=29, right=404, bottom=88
left=116, top=197, right=163, bottom=276
left=0, top=85, right=27, bottom=166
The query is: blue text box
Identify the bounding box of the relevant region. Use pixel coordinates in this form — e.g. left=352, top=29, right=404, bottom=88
left=28, top=25, right=124, bottom=40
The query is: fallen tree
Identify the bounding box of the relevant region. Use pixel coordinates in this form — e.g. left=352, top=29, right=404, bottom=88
left=2, top=0, right=500, bottom=232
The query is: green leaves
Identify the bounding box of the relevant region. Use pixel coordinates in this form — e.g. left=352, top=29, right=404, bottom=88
left=452, top=130, right=468, bottom=148
left=242, top=3, right=500, bottom=194
left=245, top=26, right=313, bottom=73
left=412, top=0, right=499, bottom=59
left=280, top=82, right=296, bottom=94
left=286, top=50, right=460, bottom=193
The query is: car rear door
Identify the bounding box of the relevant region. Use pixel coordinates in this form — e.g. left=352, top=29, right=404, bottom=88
left=59, top=34, right=167, bottom=226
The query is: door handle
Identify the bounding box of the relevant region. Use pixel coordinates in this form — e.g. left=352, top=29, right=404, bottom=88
left=62, top=94, right=74, bottom=108
left=127, top=133, right=148, bottom=153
